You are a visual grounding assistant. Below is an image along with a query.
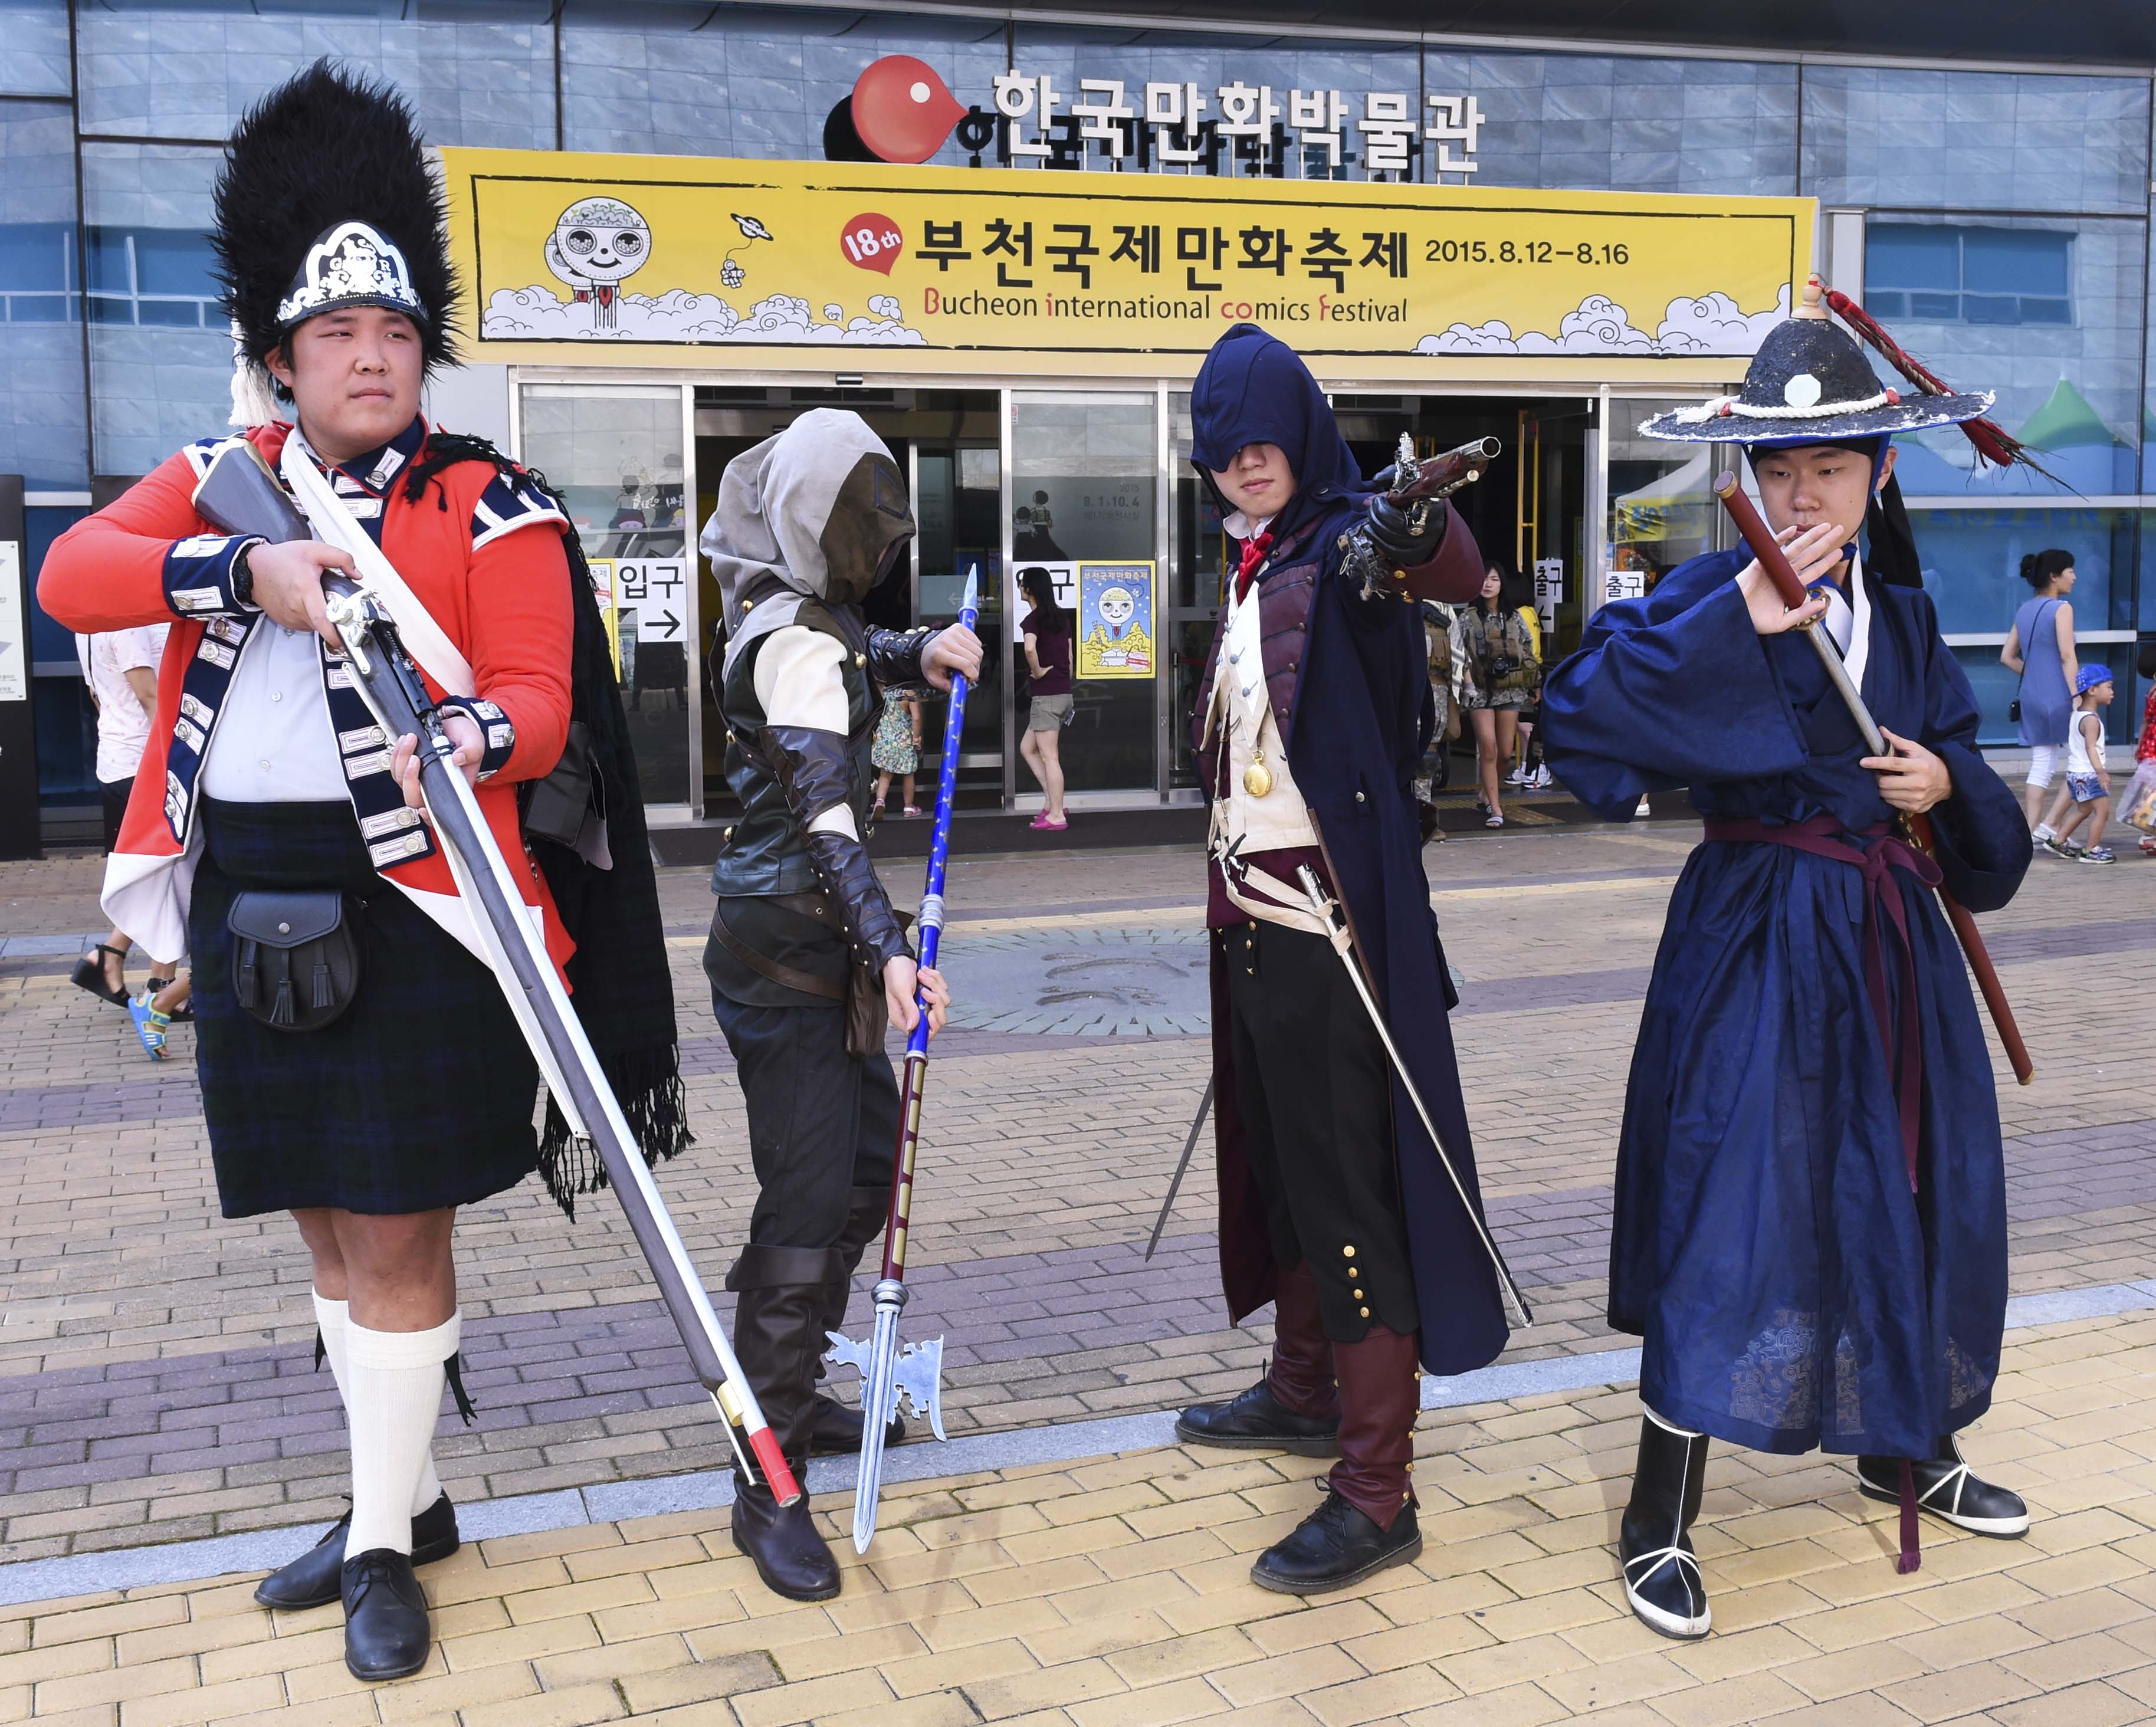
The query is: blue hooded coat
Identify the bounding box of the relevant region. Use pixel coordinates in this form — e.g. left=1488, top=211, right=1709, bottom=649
left=1189, top=325, right=1510, bottom=1377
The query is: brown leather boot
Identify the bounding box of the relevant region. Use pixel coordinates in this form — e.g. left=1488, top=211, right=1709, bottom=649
left=1176, top=1259, right=1341, bottom=1455
left=810, top=1188, right=905, bottom=1456
left=727, top=1243, right=844, bottom=1602
left=1251, top=1324, right=1422, bottom=1594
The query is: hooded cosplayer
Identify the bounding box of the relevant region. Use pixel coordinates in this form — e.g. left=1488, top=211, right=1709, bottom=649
left=1172, top=324, right=1509, bottom=1594
left=1537, top=300, right=2034, bottom=1641
left=38, top=64, right=684, bottom=1679
left=699, top=409, right=956, bottom=1603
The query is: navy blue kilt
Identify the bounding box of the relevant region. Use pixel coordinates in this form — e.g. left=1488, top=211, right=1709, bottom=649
left=189, top=799, right=539, bottom=1217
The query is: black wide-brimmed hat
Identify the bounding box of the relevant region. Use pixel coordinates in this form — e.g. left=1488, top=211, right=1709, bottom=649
left=1640, top=312, right=1993, bottom=445
left=212, top=61, right=459, bottom=376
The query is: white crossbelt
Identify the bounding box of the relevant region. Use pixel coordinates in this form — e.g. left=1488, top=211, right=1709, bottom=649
left=281, top=434, right=475, bottom=698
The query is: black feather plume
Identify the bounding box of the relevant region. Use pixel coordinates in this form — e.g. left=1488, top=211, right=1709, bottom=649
left=212, top=60, right=459, bottom=372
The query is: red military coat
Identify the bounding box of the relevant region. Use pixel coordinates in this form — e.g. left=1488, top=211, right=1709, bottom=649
left=40, top=419, right=576, bottom=973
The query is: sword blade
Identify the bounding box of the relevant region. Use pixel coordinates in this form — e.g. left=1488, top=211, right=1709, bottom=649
left=1295, top=868, right=1533, bottom=1331
left=852, top=1300, right=904, bottom=1553
left=1144, top=1078, right=1215, bottom=1260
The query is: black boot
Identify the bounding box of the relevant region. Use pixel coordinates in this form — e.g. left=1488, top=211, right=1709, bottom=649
left=1619, top=1412, right=1711, bottom=1639
left=1856, top=1434, right=2029, bottom=1538
left=1253, top=1325, right=1424, bottom=1594
left=809, top=1187, right=906, bottom=1457
left=340, top=1549, right=431, bottom=1680
left=257, top=1492, right=460, bottom=1610
left=727, top=1243, right=844, bottom=1603
left=809, top=1397, right=907, bottom=1456
left=1177, top=1260, right=1341, bottom=1456
left=1251, top=1489, right=1422, bottom=1595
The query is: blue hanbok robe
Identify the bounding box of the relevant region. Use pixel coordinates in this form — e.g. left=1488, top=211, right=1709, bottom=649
left=1539, top=549, right=2030, bottom=1457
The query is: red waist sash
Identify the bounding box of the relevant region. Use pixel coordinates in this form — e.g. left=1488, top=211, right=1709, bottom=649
left=1701, top=814, right=1942, bottom=1194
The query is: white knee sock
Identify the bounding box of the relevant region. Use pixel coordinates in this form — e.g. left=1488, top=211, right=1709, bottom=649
left=345, top=1311, right=458, bottom=1557
left=313, top=1289, right=443, bottom=1518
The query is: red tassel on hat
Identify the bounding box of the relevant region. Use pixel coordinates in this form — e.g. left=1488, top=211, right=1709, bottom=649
left=1816, top=277, right=2066, bottom=487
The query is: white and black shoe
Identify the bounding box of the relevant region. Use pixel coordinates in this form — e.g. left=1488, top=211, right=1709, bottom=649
left=1619, top=1410, right=1711, bottom=1639
left=1856, top=1436, right=2029, bottom=1538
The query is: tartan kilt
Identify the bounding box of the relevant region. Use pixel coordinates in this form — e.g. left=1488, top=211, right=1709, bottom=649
left=189, top=798, right=540, bottom=1218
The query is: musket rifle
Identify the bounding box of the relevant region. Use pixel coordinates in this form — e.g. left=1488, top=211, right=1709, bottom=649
left=191, top=439, right=803, bottom=1503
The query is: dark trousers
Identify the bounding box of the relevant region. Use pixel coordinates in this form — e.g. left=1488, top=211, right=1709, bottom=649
left=710, top=990, right=899, bottom=1249
left=1221, top=918, right=1420, bottom=1343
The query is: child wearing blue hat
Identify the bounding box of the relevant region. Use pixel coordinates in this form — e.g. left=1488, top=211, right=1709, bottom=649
left=2041, top=663, right=2117, bottom=862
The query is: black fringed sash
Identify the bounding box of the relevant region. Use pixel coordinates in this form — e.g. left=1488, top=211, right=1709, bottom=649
left=402, top=434, right=692, bottom=1218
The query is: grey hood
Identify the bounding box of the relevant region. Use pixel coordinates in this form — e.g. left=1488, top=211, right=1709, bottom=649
left=700, top=408, right=914, bottom=675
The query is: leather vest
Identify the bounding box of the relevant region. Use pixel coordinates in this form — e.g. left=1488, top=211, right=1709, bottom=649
left=710, top=598, right=880, bottom=897
left=1193, top=510, right=1333, bottom=797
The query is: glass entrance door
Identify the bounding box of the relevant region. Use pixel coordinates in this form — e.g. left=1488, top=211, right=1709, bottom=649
left=1008, top=392, right=1159, bottom=801
left=519, top=382, right=695, bottom=811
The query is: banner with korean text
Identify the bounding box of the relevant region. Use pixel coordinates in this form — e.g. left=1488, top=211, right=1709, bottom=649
left=444, top=150, right=1813, bottom=383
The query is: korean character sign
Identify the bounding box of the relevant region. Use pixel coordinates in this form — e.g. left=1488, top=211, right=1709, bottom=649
left=1425, top=94, right=1485, bottom=180
left=1075, top=563, right=1157, bottom=680
left=1357, top=93, right=1417, bottom=179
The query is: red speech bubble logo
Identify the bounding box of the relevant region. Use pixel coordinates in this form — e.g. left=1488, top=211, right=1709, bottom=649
left=852, top=57, right=966, bottom=165
left=840, top=213, right=904, bottom=275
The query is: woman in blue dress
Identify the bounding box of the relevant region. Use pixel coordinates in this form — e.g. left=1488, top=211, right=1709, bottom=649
left=1540, top=305, right=2035, bottom=1640
left=2001, top=548, right=2078, bottom=832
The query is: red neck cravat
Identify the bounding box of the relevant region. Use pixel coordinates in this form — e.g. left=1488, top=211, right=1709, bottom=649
left=1234, top=531, right=1275, bottom=602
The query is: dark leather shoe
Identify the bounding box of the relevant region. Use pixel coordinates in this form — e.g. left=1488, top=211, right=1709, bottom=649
left=255, top=1494, right=460, bottom=1611
left=1251, top=1489, right=1421, bottom=1594
left=340, top=1549, right=432, bottom=1680
left=731, top=1484, right=841, bottom=1601
left=1857, top=1440, right=2029, bottom=1537
left=808, top=1394, right=906, bottom=1456
left=1176, top=1378, right=1340, bottom=1456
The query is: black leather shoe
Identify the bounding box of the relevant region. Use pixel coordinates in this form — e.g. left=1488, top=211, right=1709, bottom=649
left=255, top=1494, right=460, bottom=1610
left=1251, top=1489, right=1421, bottom=1595
left=808, top=1394, right=906, bottom=1456
left=1176, top=1379, right=1340, bottom=1457
left=731, top=1484, right=841, bottom=1602
left=340, top=1549, right=432, bottom=1681
left=1856, top=1438, right=2029, bottom=1537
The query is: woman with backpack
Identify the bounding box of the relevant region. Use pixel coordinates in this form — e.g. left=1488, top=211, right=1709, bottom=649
left=1462, top=559, right=1541, bottom=828
left=2000, top=548, right=2078, bottom=832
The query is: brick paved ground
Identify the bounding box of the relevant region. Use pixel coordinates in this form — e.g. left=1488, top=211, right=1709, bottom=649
left=0, top=1308, right=2151, bottom=1726
left=1, top=813, right=2152, bottom=1562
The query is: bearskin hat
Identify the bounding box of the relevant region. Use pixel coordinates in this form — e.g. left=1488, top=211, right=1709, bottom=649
left=212, top=60, right=459, bottom=377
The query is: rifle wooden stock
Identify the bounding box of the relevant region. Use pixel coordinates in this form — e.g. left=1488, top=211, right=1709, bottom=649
left=1710, top=471, right=2034, bottom=1087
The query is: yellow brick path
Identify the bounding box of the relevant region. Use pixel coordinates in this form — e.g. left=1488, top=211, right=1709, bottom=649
left=4, top=1309, right=2152, bottom=1726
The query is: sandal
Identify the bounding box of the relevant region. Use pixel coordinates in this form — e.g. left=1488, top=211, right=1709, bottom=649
left=903, top=806, right=922, bottom=818
left=71, top=944, right=130, bottom=1006
left=1030, top=813, right=1068, bottom=830
left=1485, top=813, right=1505, bottom=829
left=145, top=978, right=194, bottom=1023
left=128, top=989, right=170, bottom=1061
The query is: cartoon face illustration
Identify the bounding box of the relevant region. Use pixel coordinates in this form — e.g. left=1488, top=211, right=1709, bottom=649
left=546, top=197, right=651, bottom=329
left=1097, top=586, right=1136, bottom=634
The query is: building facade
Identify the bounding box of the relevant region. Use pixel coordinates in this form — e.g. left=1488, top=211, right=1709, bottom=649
left=8, top=0, right=2153, bottom=832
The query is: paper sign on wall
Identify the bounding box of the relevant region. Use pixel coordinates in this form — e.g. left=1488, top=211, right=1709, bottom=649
left=1075, top=563, right=1156, bottom=679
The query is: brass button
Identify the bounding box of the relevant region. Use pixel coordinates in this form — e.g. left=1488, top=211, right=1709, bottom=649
left=856, top=652, right=867, bottom=667
left=1359, top=1306, right=1370, bottom=1318
left=1353, top=1289, right=1365, bottom=1300
left=1342, top=1246, right=1355, bottom=1259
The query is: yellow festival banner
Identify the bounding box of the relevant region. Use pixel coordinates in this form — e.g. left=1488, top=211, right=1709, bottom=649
left=441, top=149, right=1813, bottom=382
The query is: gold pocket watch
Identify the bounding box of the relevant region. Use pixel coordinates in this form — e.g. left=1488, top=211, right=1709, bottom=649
left=1243, top=747, right=1274, bottom=798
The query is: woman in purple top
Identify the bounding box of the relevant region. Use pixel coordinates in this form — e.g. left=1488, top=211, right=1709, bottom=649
left=2000, top=548, right=2077, bottom=830
left=1018, top=566, right=1074, bottom=830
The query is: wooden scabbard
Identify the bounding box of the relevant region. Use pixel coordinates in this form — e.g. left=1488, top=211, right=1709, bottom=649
left=1712, top=474, right=2034, bottom=1086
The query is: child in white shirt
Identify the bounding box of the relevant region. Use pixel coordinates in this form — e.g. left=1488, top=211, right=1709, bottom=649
left=2042, top=665, right=2115, bottom=862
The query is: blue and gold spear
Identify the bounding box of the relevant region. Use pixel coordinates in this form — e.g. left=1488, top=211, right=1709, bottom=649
left=826, top=564, right=980, bottom=1552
